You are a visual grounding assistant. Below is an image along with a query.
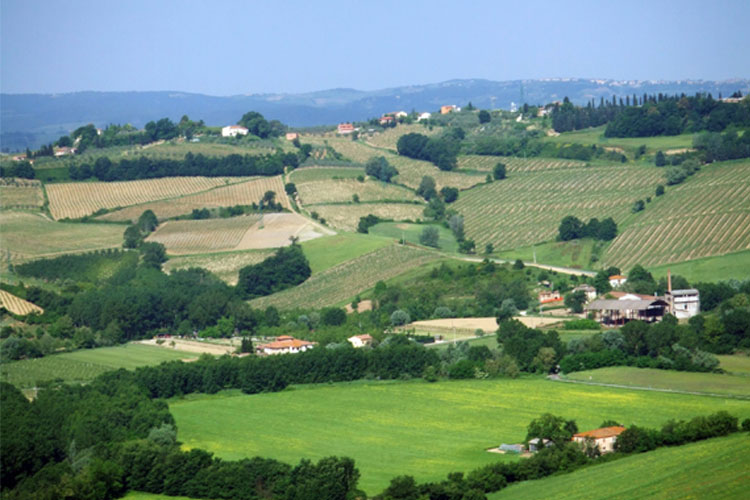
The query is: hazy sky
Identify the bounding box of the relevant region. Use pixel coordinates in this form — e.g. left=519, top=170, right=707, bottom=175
left=2, top=0, right=749, bottom=95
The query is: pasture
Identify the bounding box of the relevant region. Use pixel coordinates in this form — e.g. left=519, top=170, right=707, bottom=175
left=369, top=222, right=459, bottom=252
left=170, top=378, right=750, bottom=495
left=98, top=176, right=290, bottom=222
left=163, top=249, right=274, bottom=285
left=491, top=433, right=749, bottom=500
left=46, top=177, right=249, bottom=220
left=602, top=160, right=750, bottom=270
left=495, top=239, right=596, bottom=270
left=648, top=249, right=750, bottom=283
left=717, top=354, right=750, bottom=376
left=310, top=202, right=425, bottom=232
left=249, top=244, right=438, bottom=310
left=563, top=367, right=750, bottom=398
left=0, top=289, right=44, bottom=315
left=453, top=164, right=662, bottom=251
left=0, top=179, right=44, bottom=210
left=0, top=343, right=193, bottom=388
left=0, top=211, right=124, bottom=263
left=543, top=126, right=695, bottom=153
left=296, top=178, right=421, bottom=205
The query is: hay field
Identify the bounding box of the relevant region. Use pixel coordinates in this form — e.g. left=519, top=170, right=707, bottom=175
left=458, top=155, right=587, bottom=173
left=0, top=289, right=43, bottom=315
left=0, top=212, right=124, bottom=262
left=164, top=249, right=274, bottom=285
left=46, top=177, right=250, bottom=219
left=98, top=176, right=289, bottom=222
left=491, top=433, right=749, bottom=500
left=453, top=165, right=663, bottom=250
left=603, top=160, right=750, bottom=269
left=410, top=316, right=563, bottom=334
left=250, top=244, right=438, bottom=310
left=147, top=213, right=332, bottom=255
left=170, top=378, right=750, bottom=495
left=310, top=203, right=425, bottom=231
left=0, top=179, right=44, bottom=210
left=366, top=124, right=439, bottom=151
left=296, top=179, right=421, bottom=205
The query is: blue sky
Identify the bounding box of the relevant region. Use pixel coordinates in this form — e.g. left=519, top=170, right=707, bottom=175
left=2, top=0, right=749, bottom=95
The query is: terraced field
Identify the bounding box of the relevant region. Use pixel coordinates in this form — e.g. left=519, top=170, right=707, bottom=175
left=603, top=160, right=750, bottom=269
left=453, top=164, right=663, bottom=250
left=163, top=249, right=274, bottom=285
left=46, top=177, right=250, bottom=219
left=296, top=178, right=421, bottom=205
left=390, top=155, right=487, bottom=190
left=98, top=176, right=289, bottom=222
left=458, top=155, right=587, bottom=173
left=0, top=179, right=44, bottom=210
left=250, top=244, right=438, bottom=309
left=310, top=202, right=425, bottom=231
left=288, top=166, right=364, bottom=183
left=0, top=212, right=124, bottom=262
left=0, top=289, right=44, bottom=315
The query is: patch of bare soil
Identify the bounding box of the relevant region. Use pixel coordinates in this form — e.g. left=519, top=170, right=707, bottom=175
left=236, top=213, right=334, bottom=250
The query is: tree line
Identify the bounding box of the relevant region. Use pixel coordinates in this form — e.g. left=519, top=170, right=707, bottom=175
left=557, top=216, right=617, bottom=241
left=396, top=129, right=463, bottom=171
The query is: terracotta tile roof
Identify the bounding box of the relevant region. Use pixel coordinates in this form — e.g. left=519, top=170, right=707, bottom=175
left=574, top=426, right=626, bottom=439
left=609, top=275, right=626, bottom=280
left=353, top=334, right=373, bottom=341
left=259, top=338, right=315, bottom=350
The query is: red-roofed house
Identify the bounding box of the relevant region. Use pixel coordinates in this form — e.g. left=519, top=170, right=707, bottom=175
left=379, top=115, right=395, bottom=125
left=572, top=426, right=626, bottom=453
left=538, top=290, right=562, bottom=304
left=609, top=275, right=627, bottom=288
left=347, top=334, right=373, bottom=348
left=222, top=125, right=249, bottom=137
left=256, top=336, right=316, bottom=355
left=337, top=123, right=355, bottom=134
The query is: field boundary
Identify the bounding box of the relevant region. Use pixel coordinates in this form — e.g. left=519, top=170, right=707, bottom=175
left=551, top=374, right=750, bottom=400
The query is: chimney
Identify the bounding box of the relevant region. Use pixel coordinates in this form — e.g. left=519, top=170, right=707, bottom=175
left=667, top=269, right=672, bottom=294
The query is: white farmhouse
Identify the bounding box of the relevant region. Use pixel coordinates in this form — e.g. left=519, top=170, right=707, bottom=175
left=256, top=335, right=315, bottom=355
left=417, top=112, right=432, bottom=122
left=222, top=125, right=249, bottom=137
left=573, top=426, right=626, bottom=454
left=667, top=289, right=700, bottom=319
left=347, top=334, right=373, bottom=348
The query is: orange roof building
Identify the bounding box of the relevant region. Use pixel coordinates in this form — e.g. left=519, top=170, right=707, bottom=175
left=256, top=336, right=316, bottom=355
left=337, top=123, right=355, bottom=134
left=348, top=334, right=373, bottom=348
left=572, top=426, right=626, bottom=454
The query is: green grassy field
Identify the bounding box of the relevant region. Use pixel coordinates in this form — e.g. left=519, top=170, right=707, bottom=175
left=544, top=126, right=695, bottom=153
left=453, top=164, right=662, bottom=251
left=288, top=166, right=365, bottom=183
left=170, top=378, right=750, bottom=495
left=249, top=244, right=439, bottom=310
left=0, top=343, right=193, bottom=388
left=370, top=222, right=459, bottom=253
left=490, top=432, right=749, bottom=500
left=563, top=367, right=750, bottom=398
left=603, top=160, right=750, bottom=270
left=648, top=249, right=750, bottom=283
left=718, top=354, right=750, bottom=376
left=300, top=233, right=393, bottom=274
left=0, top=211, right=124, bottom=263
left=496, top=239, right=597, bottom=271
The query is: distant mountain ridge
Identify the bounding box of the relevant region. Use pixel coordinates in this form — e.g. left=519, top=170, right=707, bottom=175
left=2, top=78, right=749, bottom=151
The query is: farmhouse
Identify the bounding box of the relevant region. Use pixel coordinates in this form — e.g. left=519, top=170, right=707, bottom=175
left=285, top=132, right=300, bottom=141
left=379, top=115, right=395, bottom=125
left=586, top=298, right=668, bottom=325
left=337, top=123, right=355, bottom=134
left=222, top=125, right=249, bottom=137
left=572, top=284, right=597, bottom=302
left=417, top=112, right=432, bottom=121
left=54, top=146, right=76, bottom=157
left=608, top=274, right=627, bottom=288
left=573, top=426, right=626, bottom=454
left=347, top=334, right=373, bottom=348
left=440, top=105, right=458, bottom=114
left=256, top=335, right=316, bottom=355
left=538, top=290, right=562, bottom=304
left=667, top=289, right=700, bottom=319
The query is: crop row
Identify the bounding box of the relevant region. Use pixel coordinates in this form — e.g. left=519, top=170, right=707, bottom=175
left=289, top=167, right=365, bottom=184
left=0, top=289, right=44, bottom=316
left=250, top=244, right=439, bottom=310
left=457, top=155, right=587, bottom=173
left=146, top=216, right=261, bottom=255
left=603, top=161, right=750, bottom=268
left=98, top=176, right=288, bottom=222
left=296, top=179, right=421, bottom=205
left=164, top=250, right=274, bottom=285
left=46, top=177, right=250, bottom=220
left=453, top=166, right=661, bottom=250
left=310, top=203, right=425, bottom=231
